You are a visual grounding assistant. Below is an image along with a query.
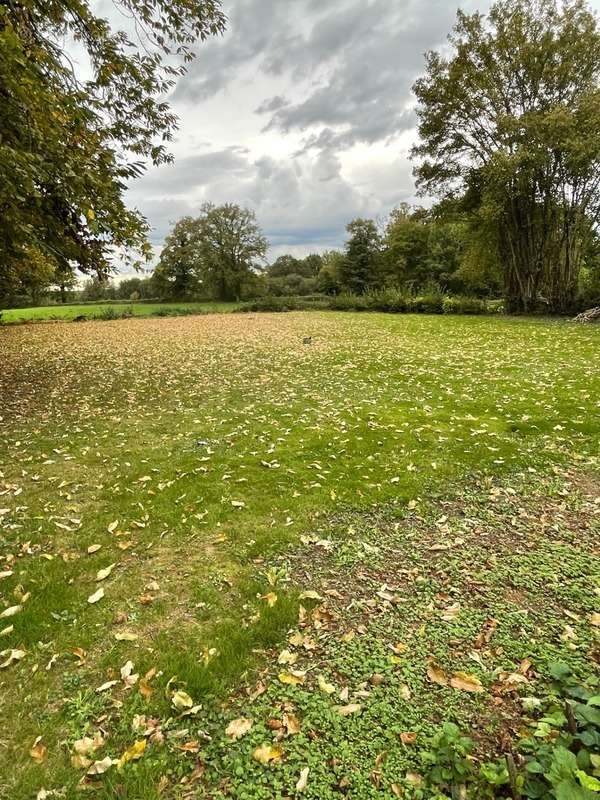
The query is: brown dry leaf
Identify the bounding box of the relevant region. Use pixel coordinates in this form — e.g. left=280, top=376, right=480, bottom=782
left=400, top=732, right=417, bottom=745
left=30, top=738, right=47, bottom=763
left=450, top=672, right=484, bottom=693
left=283, top=712, right=301, bottom=735
left=252, top=744, right=283, bottom=764
left=426, top=662, right=449, bottom=686
left=225, top=718, right=253, bottom=740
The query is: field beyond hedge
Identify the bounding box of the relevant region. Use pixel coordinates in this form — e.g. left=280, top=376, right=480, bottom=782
left=0, top=312, right=599, bottom=799
left=0, top=301, right=238, bottom=324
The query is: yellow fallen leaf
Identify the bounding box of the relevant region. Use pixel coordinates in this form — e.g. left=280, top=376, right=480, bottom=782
left=279, top=670, right=306, bottom=685
left=118, top=740, right=146, bottom=768
left=590, top=612, right=600, bottom=627
left=252, top=743, right=283, bottom=764
left=450, top=672, right=484, bottom=693
left=318, top=675, right=336, bottom=694
left=225, top=718, right=253, bottom=740
left=0, top=625, right=14, bottom=637
left=261, top=592, right=278, bottom=607
left=96, top=564, right=116, bottom=582
left=299, top=590, right=322, bottom=601
left=87, top=588, right=104, bottom=604
left=87, top=544, right=102, bottom=554
left=172, top=690, right=194, bottom=710
left=108, top=521, right=119, bottom=533
left=115, top=632, right=138, bottom=641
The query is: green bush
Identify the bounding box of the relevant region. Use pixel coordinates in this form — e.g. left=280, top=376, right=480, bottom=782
left=442, top=296, right=488, bottom=315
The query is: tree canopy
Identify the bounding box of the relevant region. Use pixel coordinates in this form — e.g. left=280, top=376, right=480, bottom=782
left=0, top=0, right=225, bottom=297
left=412, top=0, right=600, bottom=313
left=156, top=204, right=268, bottom=301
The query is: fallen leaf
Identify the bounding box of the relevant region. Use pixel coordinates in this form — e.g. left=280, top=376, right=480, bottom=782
left=87, top=588, right=104, bottom=604
left=0, top=648, right=26, bottom=669
left=96, top=563, right=116, bottom=582
left=118, top=740, right=146, bottom=768
left=108, top=520, right=119, bottom=533
left=115, top=632, right=138, bottom=641
left=87, top=544, right=102, bottom=554
left=336, top=703, right=362, bottom=716
left=261, top=592, right=278, bottom=607
left=30, top=738, right=47, bottom=763
left=225, top=718, right=253, bottom=740
left=0, top=605, right=22, bottom=619
left=400, top=732, right=417, bottom=745
left=426, top=662, right=449, bottom=686
left=450, top=672, right=484, bottom=693
left=172, top=690, right=194, bottom=711
left=252, top=744, right=283, bottom=764
left=318, top=675, right=336, bottom=694
left=279, top=670, right=306, bottom=685
left=87, top=756, right=114, bottom=776
left=296, top=766, right=310, bottom=792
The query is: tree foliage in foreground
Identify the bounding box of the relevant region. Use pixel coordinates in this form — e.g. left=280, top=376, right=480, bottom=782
left=412, top=0, right=600, bottom=313
left=0, top=0, right=225, bottom=298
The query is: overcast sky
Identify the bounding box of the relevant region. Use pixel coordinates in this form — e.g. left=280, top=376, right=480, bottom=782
left=120, top=0, right=595, bottom=265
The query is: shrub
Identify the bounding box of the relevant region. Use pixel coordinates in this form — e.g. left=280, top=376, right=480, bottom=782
left=442, top=296, right=488, bottom=315
left=328, top=294, right=371, bottom=311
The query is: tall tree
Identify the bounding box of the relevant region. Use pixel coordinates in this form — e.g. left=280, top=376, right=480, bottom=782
left=195, top=203, right=268, bottom=301
left=0, top=1, right=225, bottom=287
left=340, top=219, right=382, bottom=294
left=412, top=0, right=600, bottom=313
left=154, top=216, right=204, bottom=298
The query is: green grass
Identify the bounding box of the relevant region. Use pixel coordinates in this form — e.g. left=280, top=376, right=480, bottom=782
left=0, top=311, right=599, bottom=798
left=0, top=301, right=239, bottom=324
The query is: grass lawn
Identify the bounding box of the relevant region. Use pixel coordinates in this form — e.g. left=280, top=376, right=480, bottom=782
left=0, top=301, right=239, bottom=324
left=0, top=312, right=599, bottom=799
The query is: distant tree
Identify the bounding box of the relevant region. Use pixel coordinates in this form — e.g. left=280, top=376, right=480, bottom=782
left=384, top=206, right=431, bottom=288
left=317, top=251, right=344, bottom=295
left=195, top=203, right=268, bottom=301
left=154, top=217, right=204, bottom=299
left=268, top=255, right=303, bottom=278
left=340, top=219, right=382, bottom=294
left=412, top=0, right=600, bottom=313
left=0, top=0, right=225, bottom=291
left=303, top=254, right=323, bottom=277
left=81, top=276, right=116, bottom=301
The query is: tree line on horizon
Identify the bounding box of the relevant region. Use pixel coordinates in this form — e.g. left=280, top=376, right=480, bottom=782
left=1, top=0, right=600, bottom=315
